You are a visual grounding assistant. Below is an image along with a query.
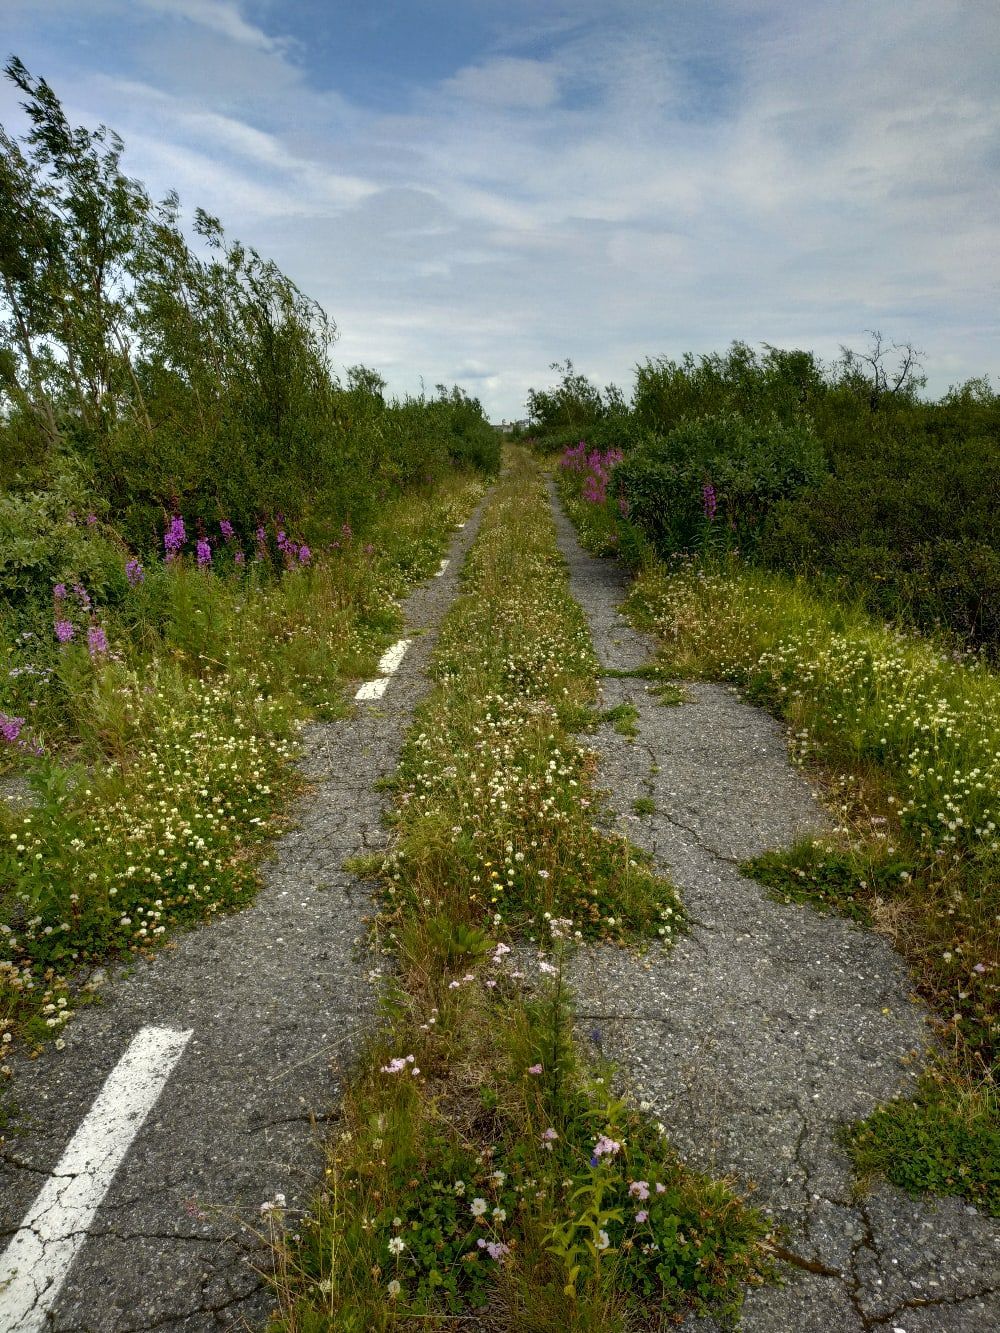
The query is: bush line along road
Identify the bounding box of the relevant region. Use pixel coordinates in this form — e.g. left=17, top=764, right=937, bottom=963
left=1, top=64, right=998, bottom=1333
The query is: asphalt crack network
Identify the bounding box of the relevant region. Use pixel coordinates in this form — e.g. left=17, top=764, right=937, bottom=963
left=0, top=501, right=487, bottom=1332
left=548, top=480, right=1000, bottom=1333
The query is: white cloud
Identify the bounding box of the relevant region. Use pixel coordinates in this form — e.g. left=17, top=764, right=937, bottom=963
left=139, top=0, right=289, bottom=54
left=442, top=56, right=561, bottom=109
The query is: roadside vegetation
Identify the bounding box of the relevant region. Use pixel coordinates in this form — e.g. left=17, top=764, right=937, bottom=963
left=0, top=64, right=497, bottom=1090
left=549, top=357, right=999, bottom=1216
left=269, top=450, right=774, bottom=1332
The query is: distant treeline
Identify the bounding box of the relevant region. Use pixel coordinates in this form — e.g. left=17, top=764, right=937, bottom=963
left=527, top=344, right=1000, bottom=654
left=0, top=59, right=499, bottom=609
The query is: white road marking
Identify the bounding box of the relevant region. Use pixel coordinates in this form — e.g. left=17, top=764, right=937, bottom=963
left=0, top=1025, right=192, bottom=1332
left=435, top=558, right=449, bottom=577
left=377, top=638, right=411, bottom=675
left=355, top=637, right=411, bottom=700
left=355, top=677, right=389, bottom=701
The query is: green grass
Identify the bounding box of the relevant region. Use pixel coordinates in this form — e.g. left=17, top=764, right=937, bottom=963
left=633, top=797, right=656, bottom=817
left=601, top=702, right=639, bottom=738
left=269, top=449, right=773, bottom=1331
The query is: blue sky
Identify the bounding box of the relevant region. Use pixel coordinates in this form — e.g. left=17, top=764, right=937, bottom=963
left=4, top=0, right=998, bottom=417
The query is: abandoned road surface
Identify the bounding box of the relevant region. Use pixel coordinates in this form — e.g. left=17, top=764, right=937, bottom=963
left=549, top=483, right=1000, bottom=1333
left=0, top=506, right=484, bottom=1333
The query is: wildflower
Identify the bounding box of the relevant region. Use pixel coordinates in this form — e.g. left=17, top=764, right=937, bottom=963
left=527, top=1063, right=543, bottom=1075
left=387, top=1236, right=406, bottom=1255
left=655, top=1182, right=666, bottom=1194
left=537, top=960, right=557, bottom=975
left=298, top=545, right=311, bottom=564
left=635, top=1210, right=648, bottom=1223
left=73, top=583, right=91, bottom=609
left=234, top=550, right=246, bottom=567
left=591, top=1134, right=621, bottom=1164
left=0, top=714, right=24, bottom=744
left=125, top=558, right=144, bottom=587
left=492, top=1206, right=506, bottom=1221
left=541, top=1127, right=558, bottom=1144
left=53, top=583, right=67, bottom=600
left=196, top=538, right=212, bottom=567
left=702, top=482, right=717, bottom=521
left=628, top=1180, right=650, bottom=1201
left=220, top=519, right=235, bottom=541
left=54, top=620, right=75, bottom=644
left=595, top=1229, right=610, bottom=1251
left=86, top=512, right=98, bottom=526
left=87, top=626, right=109, bottom=659
left=479, top=1240, right=509, bottom=1260
left=470, top=1198, right=488, bottom=1217
left=380, top=1054, right=416, bottom=1074
left=164, top=515, right=185, bottom=560
left=387, top=1279, right=401, bottom=1297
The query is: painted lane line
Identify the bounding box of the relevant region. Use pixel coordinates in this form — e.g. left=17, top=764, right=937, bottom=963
left=435, top=558, right=449, bottom=577
left=0, top=1025, right=193, bottom=1332
left=377, top=638, right=411, bottom=675
left=355, top=677, right=389, bottom=701
left=355, top=638, right=411, bottom=700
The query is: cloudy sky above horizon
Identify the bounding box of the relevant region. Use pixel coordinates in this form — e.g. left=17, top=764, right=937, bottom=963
left=4, top=0, right=998, bottom=417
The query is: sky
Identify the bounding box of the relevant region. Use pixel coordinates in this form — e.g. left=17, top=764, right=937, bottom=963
left=3, top=0, right=998, bottom=418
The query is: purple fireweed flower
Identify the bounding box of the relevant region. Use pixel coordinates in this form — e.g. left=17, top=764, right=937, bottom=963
left=196, top=537, right=212, bottom=567
left=341, top=522, right=353, bottom=542
left=702, top=482, right=717, bottom=521
left=86, top=512, right=98, bottom=526
left=234, top=549, right=246, bottom=567
left=219, top=519, right=235, bottom=542
left=125, top=558, right=144, bottom=587
left=0, top=713, right=25, bottom=744
left=53, top=583, right=67, bottom=601
left=87, top=625, right=109, bottom=658
left=54, top=619, right=75, bottom=644
left=255, top=526, right=267, bottom=560
left=73, top=583, right=90, bottom=610
left=298, top=545, right=311, bottom=564
left=164, top=514, right=186, bottom=560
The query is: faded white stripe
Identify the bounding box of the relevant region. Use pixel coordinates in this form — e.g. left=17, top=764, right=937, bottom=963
left=0, top=1025, right=192, bottom=1332
left=376, top=638, right=410, bottom=675
left=354, top=677, right=389, bottom=700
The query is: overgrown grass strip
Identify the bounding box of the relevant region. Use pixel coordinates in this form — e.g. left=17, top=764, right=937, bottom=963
left=269, top=450, right=772, bottom=1331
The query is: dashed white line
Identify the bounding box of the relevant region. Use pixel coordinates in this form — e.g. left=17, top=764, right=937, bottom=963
left=355, top=676, right=389, bottom=701
left=355, top=637, right=411, bottom=700
left=435, top=558, right=449, bottom=577
left=0, top=1025, right=193, bottom=1332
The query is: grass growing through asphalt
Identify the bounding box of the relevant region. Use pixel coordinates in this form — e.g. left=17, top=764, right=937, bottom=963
left=268, top=450, right=773, bottom=1331
left=0, top=476, right=482, bottom=1081
left=621, top=556, right=999, bottom=1214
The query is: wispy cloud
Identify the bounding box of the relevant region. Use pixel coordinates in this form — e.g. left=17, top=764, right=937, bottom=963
left=1, top=0, right=997, bottom=414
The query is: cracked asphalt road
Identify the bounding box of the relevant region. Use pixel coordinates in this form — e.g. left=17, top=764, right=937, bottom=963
left=0, top=505, right=485, bottom=1332
left=549, top=482, right=1000, bottom=1333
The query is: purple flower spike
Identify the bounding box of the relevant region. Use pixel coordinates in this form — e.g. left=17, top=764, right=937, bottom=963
left=125, top=558, right=144, bottom=587
left=53, top=583, right=67, bottom=601
left=234, top=550, right=246, bottom=567
left=55, top=619, right=75, bottom=644
left=87, top=625, right=109, bottom=658
left=196, top=537, right=212, bottom=567
left=702, top=482, right=717, bottom=521
left=220, top=520, right=235, bottom=541
left=298, top=545, right=311, bottom=564
left=164, top=514, right=186, bottom=560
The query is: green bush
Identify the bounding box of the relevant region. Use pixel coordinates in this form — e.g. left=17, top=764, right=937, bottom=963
left=617, top=412, right=825, bottom=558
